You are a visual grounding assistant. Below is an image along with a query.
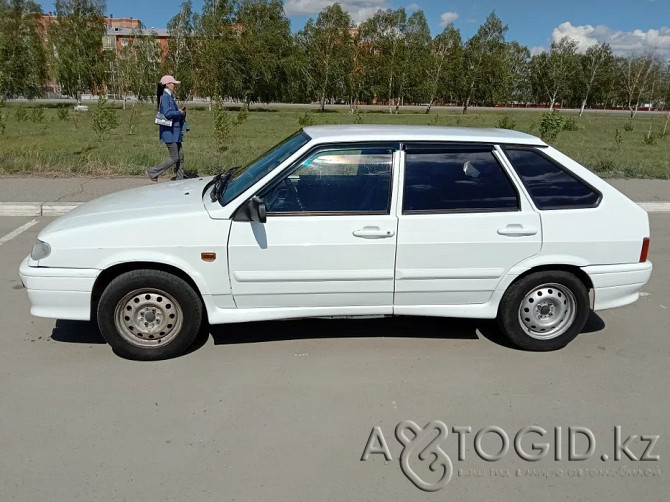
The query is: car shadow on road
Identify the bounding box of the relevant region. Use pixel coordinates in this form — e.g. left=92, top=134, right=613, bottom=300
left=50, top=311, right=606, bottom=352
left=51, top=319, right=106, bottom=344
left=207, top=316, right=478, bottom=345
left=202, top=310, right=607, bottom=351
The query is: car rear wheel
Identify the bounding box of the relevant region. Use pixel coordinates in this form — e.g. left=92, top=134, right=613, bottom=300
left=497, top=271, right=590, bottom=351
left=97, top=269, right=202, bottom=360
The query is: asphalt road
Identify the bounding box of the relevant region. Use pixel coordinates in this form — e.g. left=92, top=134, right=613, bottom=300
left=9, top=98, right=670, bottom=115
left=0, top=215, right=668, bottom=501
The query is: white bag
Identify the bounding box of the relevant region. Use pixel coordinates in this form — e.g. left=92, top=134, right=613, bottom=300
left=155, top=111, right=173, bottom=127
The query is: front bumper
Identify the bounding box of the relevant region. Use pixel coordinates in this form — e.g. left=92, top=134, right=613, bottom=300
left=19, top=256, right=100, bottom=321
left=582, top=261, right=653, bottom=311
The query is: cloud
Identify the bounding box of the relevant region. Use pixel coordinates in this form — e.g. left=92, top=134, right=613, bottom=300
left=530, top=46, right=548, bottom=56
left=406, top=3, right=420, bottom=11
left=439, top=11, right=459, bottom=27
left=552, top=21, right=670, bottom=57
left=284, top=0, right=390, bottom=23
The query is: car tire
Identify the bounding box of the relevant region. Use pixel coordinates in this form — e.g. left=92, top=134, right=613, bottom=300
left=497, top=271, right=590, bottom=351
left=97, top=269, right=203, bottom=360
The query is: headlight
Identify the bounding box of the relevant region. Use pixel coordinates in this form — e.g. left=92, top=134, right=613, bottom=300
left=31, top=239, right=51, bottom=260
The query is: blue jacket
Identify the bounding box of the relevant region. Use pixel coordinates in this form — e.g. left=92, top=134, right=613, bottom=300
left=158, top=91, right=184, bottom=143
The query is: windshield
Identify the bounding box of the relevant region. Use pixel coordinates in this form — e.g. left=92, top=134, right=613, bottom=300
left=220, top=131, right=310, bottom=206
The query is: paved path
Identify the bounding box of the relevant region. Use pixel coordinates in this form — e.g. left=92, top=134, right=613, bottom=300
left=0, top=177, right=667, bottom=215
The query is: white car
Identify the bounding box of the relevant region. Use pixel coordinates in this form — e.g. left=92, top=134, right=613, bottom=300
left=20, top=125, right=652, bottom=360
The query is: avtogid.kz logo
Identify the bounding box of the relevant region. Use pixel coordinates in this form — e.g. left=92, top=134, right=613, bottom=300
left=361, top=422, right=660, bottom=492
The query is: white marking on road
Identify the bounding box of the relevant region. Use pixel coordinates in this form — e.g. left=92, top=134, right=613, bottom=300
left=0, top=219, right=39, bottom=247
left=638, top=202, right=670, bottom=213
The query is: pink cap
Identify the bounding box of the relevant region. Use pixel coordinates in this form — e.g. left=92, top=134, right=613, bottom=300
left=160, top=75, right=181, bottom=85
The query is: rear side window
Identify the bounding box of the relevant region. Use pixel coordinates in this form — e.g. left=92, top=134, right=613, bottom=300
left=403, top=148, right=519, bottom=212
left=504, top=148, right=601, bottom=210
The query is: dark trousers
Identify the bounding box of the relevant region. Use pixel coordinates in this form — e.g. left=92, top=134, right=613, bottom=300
left=147, top=142, right=184, bottom=180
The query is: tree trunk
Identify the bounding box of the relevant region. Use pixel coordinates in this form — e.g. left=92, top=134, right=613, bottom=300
left=462, top=96, right=470, bottom=114
left=579, top=98, right=587, bottom=117
left=320, top=91, right=326, bottom=113
left=425, top=102, right=432, bottom=114
left=388, top=76, right=393, bottom=114
left=549, top=95, right=556, bottom=112
left=662, top=109, right=670, bottom=137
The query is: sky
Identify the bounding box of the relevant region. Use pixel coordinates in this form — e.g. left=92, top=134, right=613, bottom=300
left=37, top=0, right=670, bottom=57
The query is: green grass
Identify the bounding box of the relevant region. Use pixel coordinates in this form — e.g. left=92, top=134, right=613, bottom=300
left=0, top=103, right=669, bottom=178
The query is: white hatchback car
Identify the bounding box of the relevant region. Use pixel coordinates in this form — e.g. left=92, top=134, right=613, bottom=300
left=20, top=125, right=652, bottom=360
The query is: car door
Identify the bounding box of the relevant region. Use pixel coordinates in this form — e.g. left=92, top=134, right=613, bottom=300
left=228, top=144, right=400, bottom=310
left=394, top=143, right=541, bottom=307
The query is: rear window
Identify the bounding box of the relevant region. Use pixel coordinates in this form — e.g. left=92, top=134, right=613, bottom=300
left=504, top=148, right=601, bottom=210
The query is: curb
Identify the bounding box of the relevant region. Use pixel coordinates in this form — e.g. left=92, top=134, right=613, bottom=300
left=0, top=201, right=670, bottom=217
left=0, top=202, right=82, bottom=217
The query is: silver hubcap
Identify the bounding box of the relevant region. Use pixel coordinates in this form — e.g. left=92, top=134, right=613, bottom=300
left=114, top=288, right=183, bottom=348
left=518, top=283, right=576, bottom=340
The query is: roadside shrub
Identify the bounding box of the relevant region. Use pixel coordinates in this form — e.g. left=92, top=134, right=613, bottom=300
left=213, top=99, right=234, bottom=152
left=0, top=111, right=6, bottom=135
left=29, top=106, right=45, bottom=124
left=90, top=97, right=120, bottom=141
left=623, top=120, right=634, bottom=132
left=539, top=110, right=564, bottom=141
left=15, top=105, right=28, bottom=122
left=643, top=129, right=656, bottom=145
left=297, top=111, right=315, bottom=127
left=614, top=128, right=622, bottom=150
left=497, top=115, right=516, bottom=130
left=592, top=158, right=616, bottom=174
left=126, top=104, right=141, bottom=135
left=57, top=106, right=70, bottom=121
left=563, top=117, right=578, bottom=131
left=622, top=165, right=639, bottom=178
left=234, top=107, right=249, bottom=127
left=353, top=109, right=363, bottom=124
left=71, top=109, right=82, bottom=129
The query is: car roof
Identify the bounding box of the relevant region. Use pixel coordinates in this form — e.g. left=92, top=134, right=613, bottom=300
left=302, top=125, right=546, bottom=146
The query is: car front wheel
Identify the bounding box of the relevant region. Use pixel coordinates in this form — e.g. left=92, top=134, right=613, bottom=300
left=97, top=269, right=203, bottom=360
left=497, top=271, right=590, bottom=351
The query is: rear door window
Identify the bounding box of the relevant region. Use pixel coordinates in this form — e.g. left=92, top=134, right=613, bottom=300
left=403, top=146, right=519, bottom=213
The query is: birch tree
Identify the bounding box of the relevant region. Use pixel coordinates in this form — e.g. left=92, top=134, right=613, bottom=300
left=531, top=37, right=578, bottom=111
left=459, top=12, right=508, bottom=113
left=0, top=0, right=47, bottom=99
left=165, top=0, right=195, bottom=100
left=50, top=0, right=106, bottom=102
left=298, top=3, right=352, bottom=112
left=577, top=43, right=612, bottom=116
left=422, top=25, right=461, bottom=113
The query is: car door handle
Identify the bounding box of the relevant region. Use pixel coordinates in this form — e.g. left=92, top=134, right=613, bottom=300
left=353, top=227, right=395, bottom=239
left=497, top=224, right=538, bottom=237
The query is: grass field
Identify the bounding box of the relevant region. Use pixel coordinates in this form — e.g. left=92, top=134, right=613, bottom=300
left=1, top=102, right=669, bottom=178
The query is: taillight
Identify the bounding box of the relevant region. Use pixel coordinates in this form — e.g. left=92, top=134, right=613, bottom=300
left=640, top=238, right=650, bottom=262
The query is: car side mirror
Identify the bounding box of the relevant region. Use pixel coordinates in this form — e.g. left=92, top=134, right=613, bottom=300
left=248, top=196, right=267, bottom=223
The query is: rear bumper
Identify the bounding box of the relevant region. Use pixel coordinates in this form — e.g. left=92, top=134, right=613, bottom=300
left=582, top=262, right=653, bottom=311
left=19, top=256, right=99, bottom=321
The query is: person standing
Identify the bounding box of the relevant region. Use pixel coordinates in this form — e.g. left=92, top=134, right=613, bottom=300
left=147, top=75, right=187, bottom=181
